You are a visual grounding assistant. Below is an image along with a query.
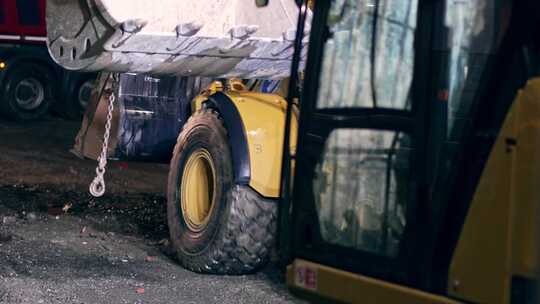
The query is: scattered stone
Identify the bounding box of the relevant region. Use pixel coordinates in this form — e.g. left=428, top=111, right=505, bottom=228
left=62, top=203, right=73, bottom=213
left=0, top=232, right=12, bottom=243
left=69, top=166, right=78, bottom=175
left=2, top=216, right=17, bottom=225
left=26, top=212, right=37, bottom=221
left=158, top=239, right=170, bottom=247
left=145, top=256, right=157, bottom=262
left=99, top=244, right=110, bottom=251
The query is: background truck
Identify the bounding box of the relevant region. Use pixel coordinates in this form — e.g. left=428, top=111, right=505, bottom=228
left=0, top=0, right=96, bottom=120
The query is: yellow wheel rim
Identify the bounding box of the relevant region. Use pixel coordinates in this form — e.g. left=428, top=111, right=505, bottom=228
left=180, top=148, right=216, bottom=232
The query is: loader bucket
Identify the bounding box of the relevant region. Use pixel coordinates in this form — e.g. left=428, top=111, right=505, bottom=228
left=46, top=0, right=309, bottom=79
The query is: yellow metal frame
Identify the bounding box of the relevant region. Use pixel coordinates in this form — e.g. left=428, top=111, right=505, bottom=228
left=193, top=79, right=298, bottom=198
left=448, top=78, right=540, bottom=304
left=287, top=259, right=462, bottom=304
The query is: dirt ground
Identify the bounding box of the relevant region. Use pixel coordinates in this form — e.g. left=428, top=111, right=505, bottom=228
left=0, top=117, right=300, bottom=304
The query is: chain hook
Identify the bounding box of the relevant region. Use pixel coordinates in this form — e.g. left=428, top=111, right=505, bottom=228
left=89, top=178, right=106, bottom=197
left=89, top=73, right=118, bottom=198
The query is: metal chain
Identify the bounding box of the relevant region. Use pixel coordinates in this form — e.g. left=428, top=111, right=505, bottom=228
left=89, top=74, right=117, bottom=197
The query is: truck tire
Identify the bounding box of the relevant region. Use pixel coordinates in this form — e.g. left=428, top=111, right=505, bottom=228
left=56, top=74, right=96, bottom=119
left=0, top=64, right=54, bottom=121
left=167, top=109, right=277, bottom=274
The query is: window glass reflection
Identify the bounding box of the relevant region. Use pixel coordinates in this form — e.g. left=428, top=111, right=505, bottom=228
left=314, top=129, right=412, bottom=257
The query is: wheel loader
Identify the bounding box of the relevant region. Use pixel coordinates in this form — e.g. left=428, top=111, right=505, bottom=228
left=46, top=0, right=305, bottom=274
left=45, top=0, right=539, bottom=303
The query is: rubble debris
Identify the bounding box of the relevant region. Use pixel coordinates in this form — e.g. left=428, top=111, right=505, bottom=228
left=0, top=232, right=12, bottom=242
left=2, top=216, right=17, bottom=225
left=158, top=239, right=169, bottom=247
left=80, top=226, right=88, bottom=236
left=69, top=166, right=78, bottom=175
left=26, top=212, right=37, bottom=221
left=62, top=203, right=73, bottom=213
left=145, top=256, right=157, bottom=262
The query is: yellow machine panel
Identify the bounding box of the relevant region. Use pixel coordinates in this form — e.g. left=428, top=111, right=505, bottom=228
left=193, top=80, right=298, bottom=198
left=511, top=78, right=540, bottom=279
left=287, top=260, right=461, bottom=304
left=448, top=78, right=540, bottom=304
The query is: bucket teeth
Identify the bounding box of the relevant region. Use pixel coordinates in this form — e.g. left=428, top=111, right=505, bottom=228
left=176, top=22, right=203, bottom=37
left=46, top=0, right=311, bottom=79
left=229, top=25, right=259, bottom=39
left=120, top=19, right=147, bottom=34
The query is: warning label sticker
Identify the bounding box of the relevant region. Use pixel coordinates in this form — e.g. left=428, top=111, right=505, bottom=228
left=294, top=262, right=318, bottom=291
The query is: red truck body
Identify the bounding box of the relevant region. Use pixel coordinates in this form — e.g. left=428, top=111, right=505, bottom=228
left=0, top=0, right=46, bottom=42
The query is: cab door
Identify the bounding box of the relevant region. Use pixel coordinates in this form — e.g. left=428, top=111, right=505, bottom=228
left=289, top=0, right=514, bottom=293
left=289, top=0, right=430, bottom=284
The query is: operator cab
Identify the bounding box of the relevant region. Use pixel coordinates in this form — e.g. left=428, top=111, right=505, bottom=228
left=286, top=0, right=533, bottom=303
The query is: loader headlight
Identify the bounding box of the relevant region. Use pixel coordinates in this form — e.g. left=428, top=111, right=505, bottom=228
left=0, top=61, right=6, bottom=69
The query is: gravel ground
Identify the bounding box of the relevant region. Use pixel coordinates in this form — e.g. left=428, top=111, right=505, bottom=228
left=0, top=118, right=301, bottom=304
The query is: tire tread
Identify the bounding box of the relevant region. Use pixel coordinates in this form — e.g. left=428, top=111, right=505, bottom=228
left=168, top=109, right=277, bottom=275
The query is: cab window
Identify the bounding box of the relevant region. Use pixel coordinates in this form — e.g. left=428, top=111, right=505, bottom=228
left=441, top=0, right=500, bottom=140
left=0, top=0, right=5, bottom=25
left=311, top=0, right=505, bottom=259
left=16, top=0, right=41, bottom=26
left=317, top=0, right=418, bottom=110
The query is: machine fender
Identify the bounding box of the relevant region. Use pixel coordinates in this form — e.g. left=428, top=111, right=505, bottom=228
left=197, top=90, right=297, bottom=198
left=205, top=92, right=251, bottom=185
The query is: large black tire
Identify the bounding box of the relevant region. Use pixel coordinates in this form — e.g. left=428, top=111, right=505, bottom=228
left=167, top=109, right=277, bottom=274
left=0, top=64, right=54, bottom=121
